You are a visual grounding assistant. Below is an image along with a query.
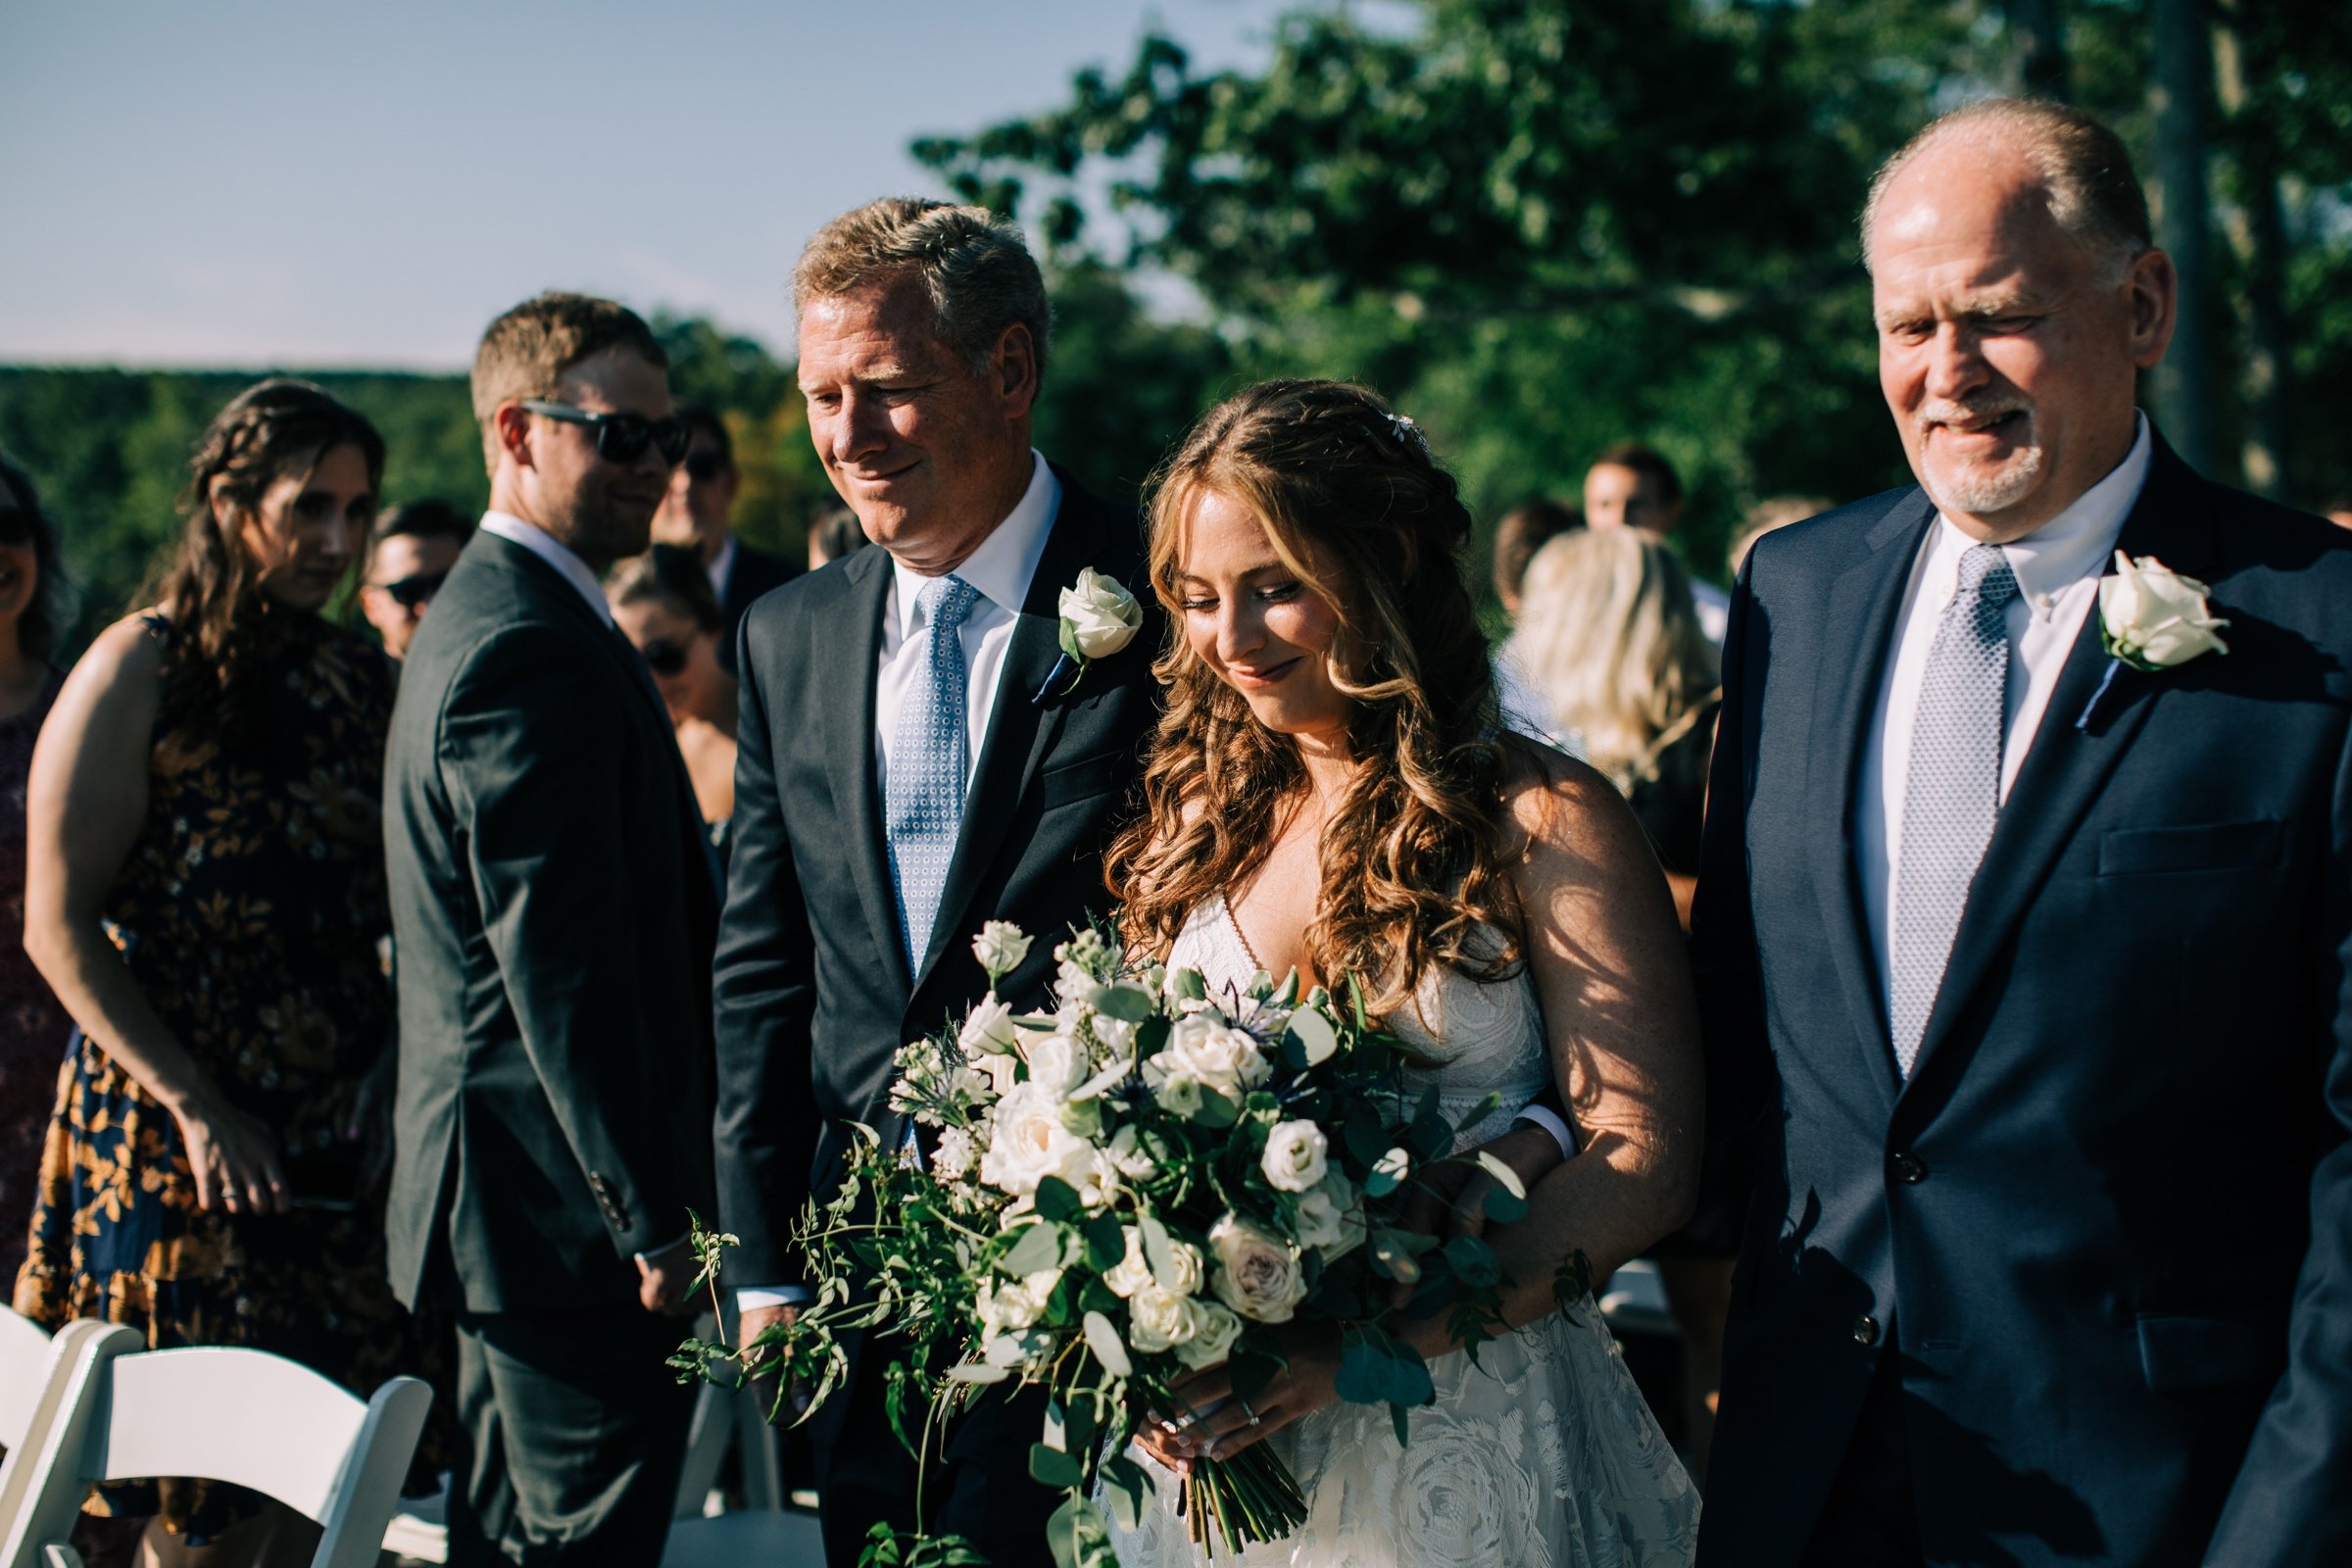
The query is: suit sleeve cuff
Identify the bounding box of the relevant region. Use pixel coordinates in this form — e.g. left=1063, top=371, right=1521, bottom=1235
left=735, top=1285, right=812, bottom=1311
left=1512, top=1102, right=1580, bottom=1160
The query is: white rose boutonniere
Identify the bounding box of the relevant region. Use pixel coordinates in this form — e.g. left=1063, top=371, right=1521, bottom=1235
left=1034, top=567, right=1143, bottom=704
left=2077, top=551, right=2230, bottom=730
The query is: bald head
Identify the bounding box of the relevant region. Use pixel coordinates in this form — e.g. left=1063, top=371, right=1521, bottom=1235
left=1865, top=103, right=2176, bottom=543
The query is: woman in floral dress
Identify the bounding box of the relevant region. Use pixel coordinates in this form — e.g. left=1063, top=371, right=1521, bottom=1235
left=18, top=381, right=431, bottom=1566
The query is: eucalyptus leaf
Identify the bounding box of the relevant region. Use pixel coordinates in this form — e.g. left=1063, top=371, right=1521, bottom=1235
left=1474, top=1150, right=1528, bottom=1200
left=1031, top=1442, right=1085, bottom=1490
left=1001, top=1221, right=1066, bottom=1278
left=1034, top=1177, right=1081, bottom=1222
left=1093, top=982, right=1156, bottom=1023
left=1365, top=1145, right=1411, bottom=1199
left=1101, top=1455, right=1152, bottom=1533
left=1285, top=1008, right=1340, bottom=1067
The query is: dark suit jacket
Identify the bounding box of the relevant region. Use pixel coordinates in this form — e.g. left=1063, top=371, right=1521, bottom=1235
left=711, top=470, right=1158, bottom=1289
left=383, top=529, right=719, bottom=1313
left=717, top=539, right=802, bottom=672
left=1690, top=436, right=2352, bottom=1567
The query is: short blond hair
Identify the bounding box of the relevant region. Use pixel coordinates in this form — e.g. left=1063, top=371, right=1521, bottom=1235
left=470, top=291, right=666, bottom=469
left=794, top=197, right=1051, bottom=378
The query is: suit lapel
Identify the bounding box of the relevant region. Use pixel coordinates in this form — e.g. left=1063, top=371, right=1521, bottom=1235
left=914, top=486, right=1109, bottom=989
left=1807, top=491, right=1936, bottom=1110
left=1904, top=440, right=2219, bottom=1087
left=823, top=548, right=910, bottom=996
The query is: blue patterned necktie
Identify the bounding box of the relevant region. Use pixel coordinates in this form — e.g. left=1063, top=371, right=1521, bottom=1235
left=885, top=574, right=980, bottom=975
left=1888, top=543, right=2021, bottom=1078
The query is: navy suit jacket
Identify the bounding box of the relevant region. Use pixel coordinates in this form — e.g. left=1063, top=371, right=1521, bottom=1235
left=1691, top=438, right=2352, bottom=1567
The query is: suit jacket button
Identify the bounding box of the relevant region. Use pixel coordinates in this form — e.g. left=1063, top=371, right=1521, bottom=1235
left=1852, top=1314, right=1881, bottom=1348
left=1890, top=1152, right=1927, bottom=1184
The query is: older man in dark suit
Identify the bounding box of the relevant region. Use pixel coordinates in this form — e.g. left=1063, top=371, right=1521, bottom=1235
left=713, top=198, right=1159, bottom=1568
left=385, top=292, right=717, bottom=1567
left=1693, top=100, right=2352, bottom=1566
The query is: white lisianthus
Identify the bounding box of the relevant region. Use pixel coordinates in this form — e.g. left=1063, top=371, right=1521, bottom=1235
left=1104, top=1227, right=1154, bottom=1298
left=1295, top=1172, right=1365, bottom=1259
left=1107, top=1124, right=1161, bottom=1179
left=1022, top=1032, right=1088, bottom=1099
left=1150, top=1014, right=1271, bottom=1097
left=1087, top=1010, right=1139, bottom=1054
left=977, top=1269, right=1060, bottom=1337
left=976, top=1050, right=1022, bottom=1100
left=1059, top=567, right=1144, bottom=660
left=1126, top=1284, right=1199, bottom=1352
left=979, top=1081, right=1099, bottom=1198
left=972, top=921, right=1033, bottom=981
left=959, top=993, right=1022, bottom=1057
left=1208, top=1213, right=1309, bottom=1324
left=1259, top=1119, right=1330, bottom=1193
left=1175, top=1299, right=1243, bottom=1371
left=2099, top=552, right=2230, bottom=670
left=1152, top=1072, right=1207, bottom=1119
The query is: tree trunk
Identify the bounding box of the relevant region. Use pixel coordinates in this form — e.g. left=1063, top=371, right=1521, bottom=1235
left=2005, top=0, right=2072, bottom=99
left=2213, top=13, right=2292, bottom=498
left=2150, top=0, right=2218, bottom=473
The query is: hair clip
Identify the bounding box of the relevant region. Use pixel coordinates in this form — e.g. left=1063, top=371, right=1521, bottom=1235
left=1386, top=411, right=1429, bottom=456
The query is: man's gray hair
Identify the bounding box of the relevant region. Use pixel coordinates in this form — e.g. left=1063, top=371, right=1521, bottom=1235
left=795, top=197, right=1052, bottom=379
left=1861, top=98, right=2152, bottom=283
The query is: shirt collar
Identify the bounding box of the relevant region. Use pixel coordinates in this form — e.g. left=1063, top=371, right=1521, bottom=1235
left=478, top=510, right=614, bottom=626
left=707, top=534, right=737, bottom=597
left=890, top=451, right=1061, bottom=640
left=1928, top=412, right=2152, bottom=605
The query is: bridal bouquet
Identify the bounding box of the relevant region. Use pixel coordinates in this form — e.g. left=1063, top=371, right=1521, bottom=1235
left=678, top=920, right=1541, bottom=1567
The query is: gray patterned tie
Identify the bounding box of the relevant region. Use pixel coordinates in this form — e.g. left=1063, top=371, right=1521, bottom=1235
left=1888, top=543, right=2020, bottom=1078
left=885, top=574, right=979, bottom=975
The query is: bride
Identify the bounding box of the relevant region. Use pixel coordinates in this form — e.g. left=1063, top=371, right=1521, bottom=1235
left=1102, top=380, right=1704, bottom=1565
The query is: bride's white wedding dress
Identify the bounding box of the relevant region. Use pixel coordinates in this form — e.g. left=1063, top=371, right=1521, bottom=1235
left=1108, top=894, right=1700, bottom=1567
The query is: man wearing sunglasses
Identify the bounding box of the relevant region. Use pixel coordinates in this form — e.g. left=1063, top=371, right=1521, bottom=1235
left=651, top=403, right=801, bottom=664
left=358, top=498, right=473, bottom=660
left=383, top=291, right=718, bottom=1568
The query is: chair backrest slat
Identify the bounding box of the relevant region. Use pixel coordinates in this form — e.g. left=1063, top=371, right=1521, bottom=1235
left=91, top=1348, right=368, bottom=1519
left=0, top=1310, right=59, bottom=1449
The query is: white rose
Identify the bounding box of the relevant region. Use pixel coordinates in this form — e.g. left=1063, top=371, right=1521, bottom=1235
left=979, top=1081, right=1099, bottom=1198
left=1259, top=1119, right=1330, bottom=1194
left=1150, top=1015, right=1270, bottom=1097
left=2100, top=551, right=2230, bottom=669
left=1022, top=1032, right=1088, bottom=1099
left=1058, top=567, right=1144, bottom=660
left=1104, top=1227, right=1153, bottom=1298
left=959, top=993, right=1021, bottom=1057
left=1207, top=1213, right=1309, bottom=1324
left=972, top=921, right=1033, bottom=979
left=1126, top=1284, right=1198, bottom=1352
left=1175, top=1299, right=1243, bottom=1370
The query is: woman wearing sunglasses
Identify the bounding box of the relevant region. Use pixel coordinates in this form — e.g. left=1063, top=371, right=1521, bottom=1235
left=607, top=543, right=739, bottom=863
left=0, top=451, right=72, bottom=1294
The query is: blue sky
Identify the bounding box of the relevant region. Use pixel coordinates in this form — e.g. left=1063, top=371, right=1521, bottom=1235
left=0, top=0, right=1296, bottom=368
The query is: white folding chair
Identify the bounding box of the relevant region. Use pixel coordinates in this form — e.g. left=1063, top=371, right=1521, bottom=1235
left=1598, top=1258, right=1680, bottom=1340
left=0, top=1337, right=430, bottom=1568
left=0, top=1308, right=81, bottom=1453
left=661, top=1339, right=819, bottom=1568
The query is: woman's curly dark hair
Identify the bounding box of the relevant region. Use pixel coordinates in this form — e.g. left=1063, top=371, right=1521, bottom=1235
left=146, top=379, right=384, bottom=771
left=1105, top=379, right=1527, bottom=1018
left=0, top=450, right=69, bottom=662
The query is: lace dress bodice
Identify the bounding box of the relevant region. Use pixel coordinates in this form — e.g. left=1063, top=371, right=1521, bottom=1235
left=1112, top=898, right=1699, bottom=1567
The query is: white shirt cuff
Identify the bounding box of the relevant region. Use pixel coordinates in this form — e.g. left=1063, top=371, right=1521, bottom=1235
left=735, top=1285, right=812, bottom=1311
left=1512, top=1102, right=1579, bottom=1160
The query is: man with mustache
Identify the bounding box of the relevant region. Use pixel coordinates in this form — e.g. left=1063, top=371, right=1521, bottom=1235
left=1692, top=100, right=2352, bottom=1565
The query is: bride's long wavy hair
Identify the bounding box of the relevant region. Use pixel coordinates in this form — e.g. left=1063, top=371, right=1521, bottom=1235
left=1105, top=379, right=1525, bottom=1018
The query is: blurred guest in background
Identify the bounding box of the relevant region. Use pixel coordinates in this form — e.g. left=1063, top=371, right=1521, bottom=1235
left=607, top=543, right=739, bottom=859
left=805, top=502, right=868, bottom=571
left=652, top=402, right=799, bottom=659
left=0, top=451, right=71, bottom=1289
left=19, top=381, right=426, bottom=1566
left=2325, top=498, right=2352, bottom=531
left=358, top=498, right=473, bottom=661
left=1585, top=441, right=1731, bottom=645
left=1491, top=496, right=1582, bottom=618
left=1507, top=522, right=1735, bottom=1486
left=1728, top=494, right=1831, bottom=581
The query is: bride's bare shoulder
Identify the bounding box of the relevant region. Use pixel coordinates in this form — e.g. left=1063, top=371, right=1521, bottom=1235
left=1495, top=737, right=1655, bottom=881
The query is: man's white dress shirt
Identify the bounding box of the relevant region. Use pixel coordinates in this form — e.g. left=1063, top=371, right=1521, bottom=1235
left=1691, top=577, right=1732, bottom=648
left=738, top=453, right=1060, bottom=1314
left=706, top=535, right=737, bottom=602
left=1854, top=415, right=2152, bottom=1020
left=478, top=511, right=614, bottom=626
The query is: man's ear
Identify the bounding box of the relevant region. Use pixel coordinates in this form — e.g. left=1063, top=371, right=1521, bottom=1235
left=494, top=401, right=538, bottom=468
left=2126, top=247, right=2179, bottom=371
left=990, top=321, right=1041, bottom=420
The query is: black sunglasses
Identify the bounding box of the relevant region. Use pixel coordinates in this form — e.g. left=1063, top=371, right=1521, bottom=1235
left=683, top=450, right=730, bottom=484
left=374, top=570, right=448, bottom=612
left=521, top=400, right=691, bottom=466
left=639, top=637, right=691, bottom=677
